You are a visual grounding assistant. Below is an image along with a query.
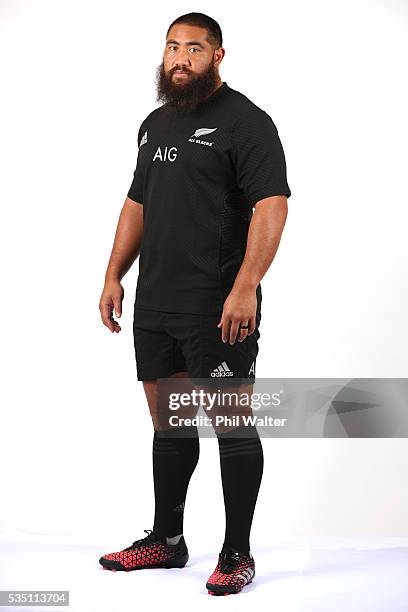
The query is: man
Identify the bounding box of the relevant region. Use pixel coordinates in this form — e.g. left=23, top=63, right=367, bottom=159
left=98, top=12, right=291, bottom=596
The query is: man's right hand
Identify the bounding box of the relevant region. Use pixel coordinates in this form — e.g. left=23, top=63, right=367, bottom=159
left=99, top=278, right=124, bottom=333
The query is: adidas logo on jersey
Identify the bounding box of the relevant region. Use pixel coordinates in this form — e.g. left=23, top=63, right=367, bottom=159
left=189, top=127, right=217, bottom=147
left=140, top=130, right=148, bottom=147
left=211, top=361, right=234, bottom=377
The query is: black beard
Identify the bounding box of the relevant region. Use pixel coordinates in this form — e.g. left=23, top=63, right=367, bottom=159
left=155, top=60, right=220, bottom=113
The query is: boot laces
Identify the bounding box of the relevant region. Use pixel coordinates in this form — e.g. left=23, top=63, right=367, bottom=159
left=219, top=550, right=242, bottom=573
left=125, top=529, right=161, bottom=551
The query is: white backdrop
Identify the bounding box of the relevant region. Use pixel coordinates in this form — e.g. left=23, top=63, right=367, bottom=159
left=1, top=0, right=408, bottom=550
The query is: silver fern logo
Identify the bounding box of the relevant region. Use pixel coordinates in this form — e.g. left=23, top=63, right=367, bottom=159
left=189, top=127, right=217, bottom=147
left=192, top=127, right=217, bottom=138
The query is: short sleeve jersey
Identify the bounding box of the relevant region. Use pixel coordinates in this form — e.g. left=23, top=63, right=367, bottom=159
left=127, top=82, right=291, bottom=316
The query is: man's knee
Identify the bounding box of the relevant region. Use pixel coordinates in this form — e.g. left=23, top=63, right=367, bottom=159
left=143, top=371, right=198, bottom=430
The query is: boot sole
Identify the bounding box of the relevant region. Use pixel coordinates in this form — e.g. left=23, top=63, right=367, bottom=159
left=207, top=578, right=253, bottom=595
left=100, top=551, right=189, bottom=571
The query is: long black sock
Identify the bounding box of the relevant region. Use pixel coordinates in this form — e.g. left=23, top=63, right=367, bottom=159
left=152, top=425, right=200, bottom=539
left=216, top=424, right=264, bottom=554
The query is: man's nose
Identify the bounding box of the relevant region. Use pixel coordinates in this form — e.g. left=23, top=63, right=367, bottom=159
left=173, top=47, right=190, bottom=65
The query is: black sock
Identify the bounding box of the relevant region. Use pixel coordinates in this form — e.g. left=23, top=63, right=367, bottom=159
left=216, top=425, right=264, bottom=554
left=152, top=425, right=200, bottom=539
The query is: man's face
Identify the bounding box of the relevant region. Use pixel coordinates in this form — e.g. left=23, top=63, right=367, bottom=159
left=156, top=24, right=224, bottom=112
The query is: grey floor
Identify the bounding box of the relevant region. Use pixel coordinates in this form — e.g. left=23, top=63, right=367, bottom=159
left=1, top=535, right=407, bottom=611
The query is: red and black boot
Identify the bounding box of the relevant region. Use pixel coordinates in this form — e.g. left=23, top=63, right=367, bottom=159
left=206, top=546, right=255, bottom=595
left=99, top=529, right=188, bottom=571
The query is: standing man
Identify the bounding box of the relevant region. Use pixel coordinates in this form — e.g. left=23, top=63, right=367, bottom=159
left=98, top=12, right=291, bottom=595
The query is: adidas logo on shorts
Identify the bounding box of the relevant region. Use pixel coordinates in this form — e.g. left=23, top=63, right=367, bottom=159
left=211, top=361, right=234, bottom=377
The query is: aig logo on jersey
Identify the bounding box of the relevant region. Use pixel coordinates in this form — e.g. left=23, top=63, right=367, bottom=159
left=189, top=127, right=217, bottom=147
left=153, top=146, right=178, bottom=162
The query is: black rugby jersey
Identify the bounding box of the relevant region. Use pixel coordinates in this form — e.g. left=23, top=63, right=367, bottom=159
left=127, top=82, right=291, bottom=315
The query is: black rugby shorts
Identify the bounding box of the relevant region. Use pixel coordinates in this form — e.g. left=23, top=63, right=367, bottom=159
left=133, top=308, right=261, bottom=385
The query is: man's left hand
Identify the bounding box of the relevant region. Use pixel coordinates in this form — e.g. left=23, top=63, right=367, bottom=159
left=217, top=287, right=258, bottom=344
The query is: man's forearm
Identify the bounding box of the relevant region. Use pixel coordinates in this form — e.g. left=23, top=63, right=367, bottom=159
left=232, top=195, right=288, bottom=292
left=105, top=198, right=144, bottom=282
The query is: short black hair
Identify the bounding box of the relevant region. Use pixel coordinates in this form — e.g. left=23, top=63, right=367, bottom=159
left=166, top=12, right=223, bottom=48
